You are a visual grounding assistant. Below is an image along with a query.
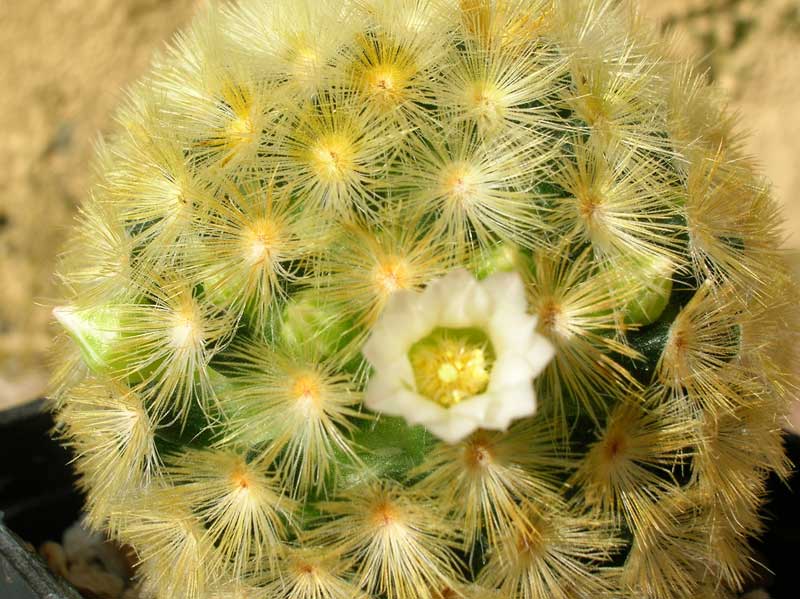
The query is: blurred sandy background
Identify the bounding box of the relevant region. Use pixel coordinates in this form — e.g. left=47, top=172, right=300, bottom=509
left=1, top=0, right=798, bottom=410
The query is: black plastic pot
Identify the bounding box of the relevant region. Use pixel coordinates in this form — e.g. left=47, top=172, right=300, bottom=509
left=0, top=398, right=798, bottom=598
left=0, top=399, right=82, bottom=599
left=754, top=433, right=800, bottom=599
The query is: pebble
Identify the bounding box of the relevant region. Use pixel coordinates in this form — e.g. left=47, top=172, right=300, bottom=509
left=39, top=519, right=139, bottom=599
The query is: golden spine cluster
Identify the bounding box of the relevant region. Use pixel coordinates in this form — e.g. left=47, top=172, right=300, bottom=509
left=50, top=1, right=798, bottom=598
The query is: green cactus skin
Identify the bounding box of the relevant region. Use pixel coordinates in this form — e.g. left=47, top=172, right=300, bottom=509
left=50, top=1, right=799, bottom=598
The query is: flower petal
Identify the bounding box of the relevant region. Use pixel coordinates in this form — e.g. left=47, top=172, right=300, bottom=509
left=361, top=269, right=554, bottom=444
left=377, top=388, right=449, bottom=425
left=384, top=290, right=439, bottom=344
left=481, top=383, right=536, bottom=430
left=488, top=309, right=538, bottom=355
left=524, top=329, right=556, bottom=375
left=423, top=413, right=481, bottom=444
left=448, top=392, right=493, bottom=421
left=483, top=270, right=528, bottom=315
left=425, top=269, right=490, bottom=328
left=363, top=372, right=405, bottom=412
left=487, top=353, right=536, bottom=390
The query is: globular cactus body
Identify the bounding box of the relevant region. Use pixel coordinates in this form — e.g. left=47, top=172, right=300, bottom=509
left=51, top=1, right=799, bottom=598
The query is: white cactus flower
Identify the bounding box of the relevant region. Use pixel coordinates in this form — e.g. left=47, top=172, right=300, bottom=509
left=362, top=269, right=554, bottom=443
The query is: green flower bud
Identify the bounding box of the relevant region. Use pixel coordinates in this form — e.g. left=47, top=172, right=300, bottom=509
left=53, top=305, right=124, bottom=375
left=279, top=291, right=354, bottom=358
left=471, top=242, right=525, bottom=279
left=619, top=255, right=674, bottom=326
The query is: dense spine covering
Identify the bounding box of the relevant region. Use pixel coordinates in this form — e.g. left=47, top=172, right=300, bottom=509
left=50, top=1, right=799, bottom=597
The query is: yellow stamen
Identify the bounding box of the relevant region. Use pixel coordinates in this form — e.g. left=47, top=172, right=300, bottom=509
left=409, top=328, right=495, bottom=407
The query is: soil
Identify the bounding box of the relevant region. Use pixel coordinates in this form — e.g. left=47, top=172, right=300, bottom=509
left=0, top=0, right=200, bottom=408
left=1, top=0, right=798, bottom=427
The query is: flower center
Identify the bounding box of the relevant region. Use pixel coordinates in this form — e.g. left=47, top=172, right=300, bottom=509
left=408, top=327, right=495, bottom=407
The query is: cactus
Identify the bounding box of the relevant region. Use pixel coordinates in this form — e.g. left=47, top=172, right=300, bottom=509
left=49, top=1, right=799, bottom=598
